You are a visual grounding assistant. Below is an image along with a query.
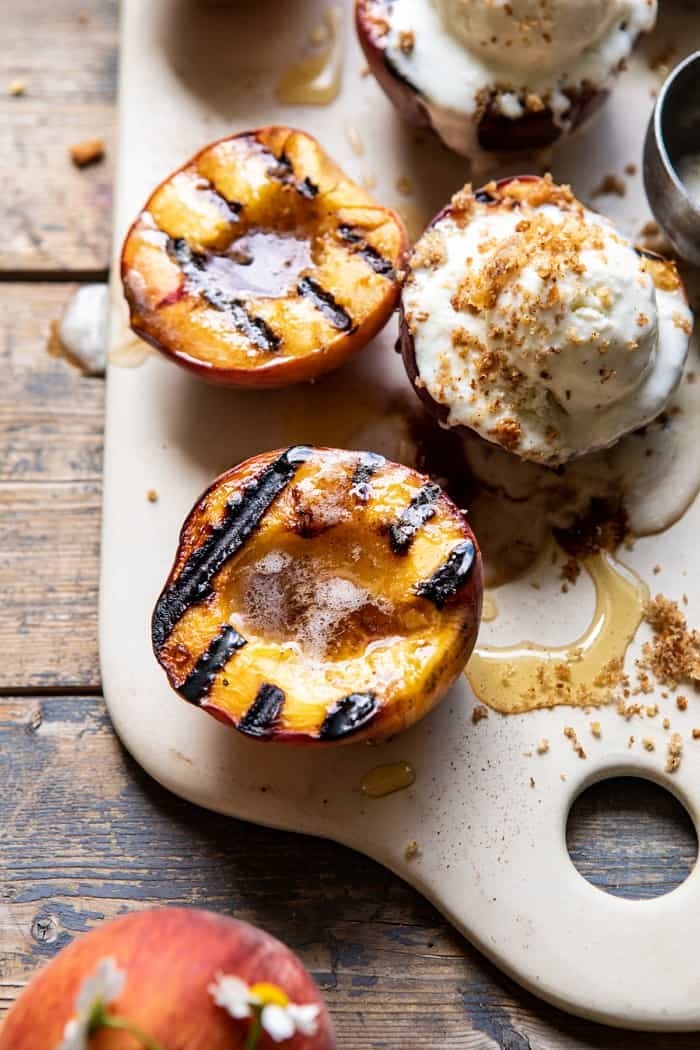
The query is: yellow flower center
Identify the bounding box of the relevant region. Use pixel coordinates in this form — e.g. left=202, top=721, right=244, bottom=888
left=249, top=982, right=289, bottom=1007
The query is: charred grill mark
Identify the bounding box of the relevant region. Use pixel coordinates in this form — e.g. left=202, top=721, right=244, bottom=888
left=266, top=150, right=319, bottom=199
left=229, top=301, right=281, bottom=352
left=415, top=540, right=476, bottom=609
left=297, top=277, right=353, bottom=330
left=152, top=446, right=311, bottom=650
left=178, top=624, right=247, bottom=704
left=165, top=237, right=280, bottom=352
left=238, top=682, right=285, bottom=737
left=389, top=482, right=440, bottom=554
left=338, top=224, right=395, bottom=278
left=319, top=693, right=378, bottom=740
left=351, top=451, right=385, bottom=502
left=298, top=176, right=319, bottom=199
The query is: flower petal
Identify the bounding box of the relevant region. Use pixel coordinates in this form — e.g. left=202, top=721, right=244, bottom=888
left=75, top=957, right=125, bottom=1012
left=261, top=1003, right=296, bottom=1042
left=287, top=1003, right=321, bottom=1035
left=57, top=1016, right=89, bottom=1050
left=209, top=973, right=255, bottom=1019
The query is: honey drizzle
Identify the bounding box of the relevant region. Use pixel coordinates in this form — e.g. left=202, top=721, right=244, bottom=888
left=467, top=551, right=649, bottom=714
left=108, top=337, right=153, bottom=368
left=276, top=6, right=343, bottom=106
left=360, top=761, right=415, bottom=798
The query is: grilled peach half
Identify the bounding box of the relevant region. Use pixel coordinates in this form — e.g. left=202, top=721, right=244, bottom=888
left=153, top=446, right=483, bottom=743
left=121, top=127, right=407, bottom=387
left=355, top=0, right=611, bottom=155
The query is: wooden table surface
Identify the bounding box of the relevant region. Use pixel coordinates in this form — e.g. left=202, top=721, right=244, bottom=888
left=2, top=3, right=699, bottom=1047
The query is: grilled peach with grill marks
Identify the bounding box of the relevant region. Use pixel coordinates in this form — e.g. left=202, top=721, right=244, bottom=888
left=121, top=127, right=407, bottom=387
left=153, top=446, right=483, bottom=744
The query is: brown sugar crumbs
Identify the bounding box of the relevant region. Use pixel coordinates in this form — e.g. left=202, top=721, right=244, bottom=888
left=398, top=30, right=415, bottom=54
left=638, top=596, right=700, bottom=688
left=471, top=704, right=489, bottom=724
left=665, top=733, right=683, bottom=773
left=592, top=174, right=626, bottom=198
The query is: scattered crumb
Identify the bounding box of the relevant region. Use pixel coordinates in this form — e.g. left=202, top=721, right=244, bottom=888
left=638, top=219, right=672, bottom=256
left=405, top=840, right=420, bottom=860
left=663, top=717, right=671, bottom=730
left=645, top=704, right=659, bottom=718
left=522, top=751, right=533, bottom=758
left=649, top=45, right=678, bottom=79
left=78, top=12, right=90, bottom=24
left=653, top=564, right=661, bottom=575
left=69, top=137, right=105, bottom=168
left=639, top=595, right=700, bottom=688
left=398, top=29, right=415, bottom=55
left=642, top=737, right=655, bottom=752
left=529, top=776, right=536, bottom=788
left=592, top=174, right=626, bottom=198
left=665, top=733, right=683, bottom=773
left=471, top=704, right=489, bottom=725
left=360, top=64, right=370, bottom=77
left=395, top=175, right=413, bottom=196
left=677, top=696, right=688, bottom=712
left=7, top=78, right=26, bottom=96
left=628, top=735, right=635, bottom=748
left=147, top=489, right=159, bottom=503
left=693, top=729, right=700, bottom=740
left=563, top=726, right=587, bottom=759
left=536, top=738, right=549, bottom=755
left=625, top=163, right=637, bottom=176
left=560, top=773, right=567, bottom=782
left=590, top=722, right=602, bottom=738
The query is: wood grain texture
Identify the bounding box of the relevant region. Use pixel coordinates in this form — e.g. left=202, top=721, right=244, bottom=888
left=1, top=0, right=117, bottom=272
left=0, top=695, right=697, bottom=1050
left=0, top=283, right=103, bottom=689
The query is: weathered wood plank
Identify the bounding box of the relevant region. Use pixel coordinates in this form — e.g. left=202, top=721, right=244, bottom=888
left=0, top=696, right=697, bottom=1049
left=0, top=283, right=103, bottom=688
left=0, top=0, right=118, bottom=271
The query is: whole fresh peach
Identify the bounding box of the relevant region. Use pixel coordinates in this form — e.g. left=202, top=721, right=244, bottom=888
left=0, top=907, right=335, bottom=1049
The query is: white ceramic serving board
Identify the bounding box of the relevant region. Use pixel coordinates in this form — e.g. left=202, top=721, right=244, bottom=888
left=101, top=0, right=700, bottom=1031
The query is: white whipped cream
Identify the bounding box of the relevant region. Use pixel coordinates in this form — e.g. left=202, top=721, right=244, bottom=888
left=382, top=0, right=657, bottom=153
left=403, top=182, right=692, bottom=463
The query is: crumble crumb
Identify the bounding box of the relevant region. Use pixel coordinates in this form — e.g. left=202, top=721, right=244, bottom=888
left=653, top=564, right=661, bottom=575
left=628, top=735, right=635, bottom=748
left=590, top=722, right=602, bottom=738
left=663, top=717, right=671, bottom=730
left=642, top=737, right=655, bottom=752
left=536, top=738, right=549, bottom=755
left=471, top=704, right=489, bottom=724
left=395, top=175, right=414, bottom=196
left=677, top=696, right=688, bottom=711
left=7, top=79, right=26, bottom=96
left=69, top=137, right=105, bottom=168
left=665, top=733, right=683, bottom=773
left=398, top=29, right=415, bottom=54
left=529, top=777, right=536, bottom=788
left=405, top=840, right=420, bottom=859
left=639, top=595, right=700, bottom=688
left=147, top=489, right=159, bottom=503
left=592, top=174, right=626, bottom=198
left=693, top=729, right=700, bottom=740
left=625, top=163, right=637, bottom=176
left=564, top=726, right=586, bottom=759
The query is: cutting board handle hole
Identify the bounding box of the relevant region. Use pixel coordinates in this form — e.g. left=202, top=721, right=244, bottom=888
left=566, top=775, right=697, bottom=899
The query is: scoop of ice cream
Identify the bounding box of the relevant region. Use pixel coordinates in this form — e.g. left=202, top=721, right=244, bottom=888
left=433, top=0, right=617, bottom=71
left=402, top=178, right=692, bottom=463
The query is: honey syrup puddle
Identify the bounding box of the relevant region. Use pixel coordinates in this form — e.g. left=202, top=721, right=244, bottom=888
left=276, top=6, right=343, bottom=106
left=468, top=550, right=649, bottom=715
left=108, top=337, right=153, bottom=368
left=360, top=761, right=415, bottom=798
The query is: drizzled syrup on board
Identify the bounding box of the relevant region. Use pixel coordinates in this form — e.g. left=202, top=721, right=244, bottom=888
left=276, top=6, right=343, bottom=106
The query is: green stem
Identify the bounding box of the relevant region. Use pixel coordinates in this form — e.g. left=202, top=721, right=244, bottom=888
left=244, top=1012, right=263, bottom=1050
left=100, top=1013, right=166, bottom=1050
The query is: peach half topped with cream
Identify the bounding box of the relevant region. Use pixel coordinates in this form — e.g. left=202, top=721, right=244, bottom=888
left=153, top=446, right=482, bottom=744
left=122, top=127, right=407, bottom=387
left=400, top=176, right=693, bottom=465
left=356, top=0, right=657, bottom=155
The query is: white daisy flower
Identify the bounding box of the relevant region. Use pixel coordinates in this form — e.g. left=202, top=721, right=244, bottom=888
left=208, top=973, right=257, bottom=1019
left=58, top=957, right=125, bottom=1050
left=210, top=974, right=321, bottom=1043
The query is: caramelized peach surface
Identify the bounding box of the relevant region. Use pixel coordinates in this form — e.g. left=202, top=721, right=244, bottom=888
left=153, top=447, right=483, bottom=743
left=121, top=127, right=407, bottom=386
